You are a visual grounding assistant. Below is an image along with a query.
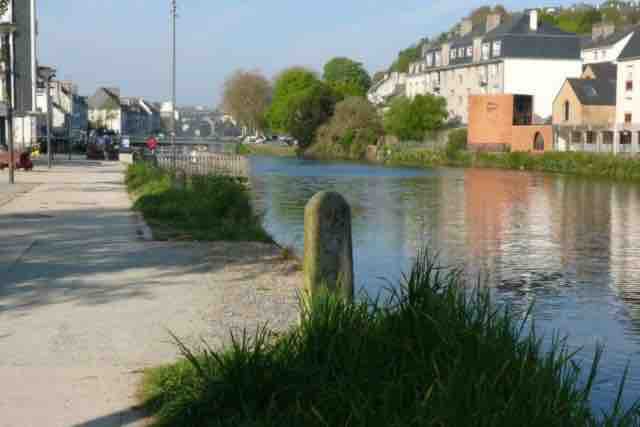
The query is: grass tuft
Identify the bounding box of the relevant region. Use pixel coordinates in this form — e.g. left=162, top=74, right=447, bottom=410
left=125, top=162, right=271, bottom=242
left=140, top=250, right=640, bottom=426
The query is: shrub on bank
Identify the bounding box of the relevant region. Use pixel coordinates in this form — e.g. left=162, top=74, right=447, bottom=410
left=140, top=252, right=639, bottom=427
left=125, top=163, right=271, bottom=242
left=306, top=96, right=383, bottom=160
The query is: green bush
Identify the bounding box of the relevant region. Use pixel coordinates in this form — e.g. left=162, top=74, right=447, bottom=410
left=126, top=163, right=271, bottom=242
left=383, top=94, right=447, bottom=141
left=141, top=252, right=640, bottom=427
left=445, top=128, right=468, bottom=161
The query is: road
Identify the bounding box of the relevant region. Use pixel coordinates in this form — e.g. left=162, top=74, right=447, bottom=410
left=0, top=160, right=215, bottom=427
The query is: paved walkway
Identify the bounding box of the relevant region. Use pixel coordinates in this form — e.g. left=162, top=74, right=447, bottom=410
left=0, top=161, right=300, bottom=427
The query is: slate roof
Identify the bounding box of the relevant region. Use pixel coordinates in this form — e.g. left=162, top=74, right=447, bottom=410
left=566, top=78, right=616, bottom=106
left=619, top=31, right=640, bottom=61
left=582, top=26, right=637, bottom=50
left=583, top=62, right=617, bottom=80
left=482, top=13, right=581, bottom=59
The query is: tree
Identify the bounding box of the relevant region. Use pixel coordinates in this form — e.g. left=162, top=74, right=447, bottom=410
left=265, top=67, right=340, bottom=149
left=389, top=39, right=429, bottom=73
left=312, top=96, right=383, bottom=159
left=283, top=82, right=340, bottom=149
left=266, top=67, right=319, bottom=132
left=222, top=69, right=272, bottom=134
left=470, top=5, right=509, bottom=27
left=323, top=57, right=372, bottom=97
left=383, top=95, right=447, bottom=141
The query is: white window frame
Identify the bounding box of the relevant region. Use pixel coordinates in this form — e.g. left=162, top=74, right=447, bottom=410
left=466, top=46, right=473, bottom=57
left=492, top=41, right=502, bottom=57
left=451, top=49, right=457, bottom=60
left=458, top=47, right=464, bottom=58
left=426, top=54, right=433, bottom=67
left=482, top=43, right=490, bottom=61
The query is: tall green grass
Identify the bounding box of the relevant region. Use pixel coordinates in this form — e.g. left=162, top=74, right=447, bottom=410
left=140, top=252, right=639, bottom=426
left=125, top=162, right=271, bottom=242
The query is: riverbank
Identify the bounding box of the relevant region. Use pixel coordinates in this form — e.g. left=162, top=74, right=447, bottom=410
left=237, top=143, right=297, bottom=157
left=125, top=162, right=271, bottom=242
left=139, top=251, right=639, bottom=426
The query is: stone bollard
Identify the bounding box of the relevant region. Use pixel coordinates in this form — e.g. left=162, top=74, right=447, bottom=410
left=303, top=191, right=354, bottom=302
left=173, top=169, right=187, bottom=190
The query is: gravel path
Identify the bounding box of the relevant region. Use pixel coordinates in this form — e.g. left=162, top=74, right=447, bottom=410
left=0, top=160, right=301, bottom=427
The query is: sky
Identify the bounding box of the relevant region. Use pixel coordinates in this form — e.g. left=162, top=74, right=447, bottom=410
left=39, top=0, right=597, bottom=107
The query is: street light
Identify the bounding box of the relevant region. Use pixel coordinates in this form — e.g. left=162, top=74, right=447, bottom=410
left=170, top=0, right=177, bottom=167
left=0, top=22, right=17, bottom=185
left=39, top=66, right=56, bottom=169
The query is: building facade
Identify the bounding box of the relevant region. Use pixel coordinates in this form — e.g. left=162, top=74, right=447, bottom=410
left=0, top=0, right=39, bottom=151
left=406, top=11, right=582, bottom=124
left=581, top=23, right=636, bottom=65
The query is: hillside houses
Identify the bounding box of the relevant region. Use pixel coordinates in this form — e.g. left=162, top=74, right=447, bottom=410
left=404, top=10, right=582, bottom=124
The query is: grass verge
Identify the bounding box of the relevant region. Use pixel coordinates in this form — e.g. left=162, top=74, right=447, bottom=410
left=237, top=143, right=297, bottom=157
left=139, top=252, right=639, bottom=426
left=125, top=162, right=271, bottom=242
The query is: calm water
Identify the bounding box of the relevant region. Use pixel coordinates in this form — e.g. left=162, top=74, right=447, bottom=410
left=248, top=155, right=640, bottom=412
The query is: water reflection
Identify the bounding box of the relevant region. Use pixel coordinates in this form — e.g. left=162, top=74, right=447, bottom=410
left=249, top=156, right=640, bottom=410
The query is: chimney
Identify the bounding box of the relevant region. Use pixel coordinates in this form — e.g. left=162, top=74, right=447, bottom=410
left=486, top=13, right=502, bottom=33
left=592, top=22, right=615, bottom=41
left=459, top=18, right=473, bottom=37
left=529, top=10, right=539, bottom=32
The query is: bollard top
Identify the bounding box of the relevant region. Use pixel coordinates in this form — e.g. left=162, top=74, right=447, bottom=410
left=305, top=191, right=350, bottom=213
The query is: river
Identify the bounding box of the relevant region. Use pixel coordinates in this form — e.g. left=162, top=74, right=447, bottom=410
left=247, top=155, right=640, bottom=413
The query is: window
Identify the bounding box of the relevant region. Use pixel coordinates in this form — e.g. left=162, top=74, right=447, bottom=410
left=493, top=41, right=502, bottom=57
left=571, top=131, right=582, bottom=144
left=621, top=132, right=632, bottom=145
left=586, top=131, right=595, bottom=144
left=481, top=43, right=490, bottom=60
left=435, top=52, right=441, bottom=66
left=451, top=49, right=457, bottom=60
left=594, top=50, right=599, bottom=61
left=626, top=80, right=633, bottom=92
left=564, top=101, right=570, bottom=122
left=458, top=47, right=464, bottom=58
left=466, top=46, right=473, bottom=57
left=533, top=132, right=545, bottom=151
left=426, top=54, right=433, bottom=67
left=625, top=113, right=633, bottom=124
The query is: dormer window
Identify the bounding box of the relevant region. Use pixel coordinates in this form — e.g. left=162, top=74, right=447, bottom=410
left=466, top=46, right=473, bottom=57
left=426, top=54, right=433, bottom=67
left=458, top=47, right=464, bottom=57
left=451, top=49, right=457, bottom=60
left=435, top=52, right=442, bottom=66
left=493, top=41, right=502, bottom=57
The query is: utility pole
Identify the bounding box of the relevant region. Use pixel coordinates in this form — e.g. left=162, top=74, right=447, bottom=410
left=170, top=0, right=177, bottom=167
left=4, top=30, right=14, bottom=184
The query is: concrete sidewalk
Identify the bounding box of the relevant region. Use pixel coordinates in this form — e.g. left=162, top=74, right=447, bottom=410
left=0, top=161, right=215, bottom=427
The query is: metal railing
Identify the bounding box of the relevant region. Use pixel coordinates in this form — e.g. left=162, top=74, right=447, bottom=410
left=155, top=150, right=249, bottom=178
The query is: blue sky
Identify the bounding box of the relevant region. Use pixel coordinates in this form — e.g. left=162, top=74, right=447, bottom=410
left=39, top=1, right=596, bottom=107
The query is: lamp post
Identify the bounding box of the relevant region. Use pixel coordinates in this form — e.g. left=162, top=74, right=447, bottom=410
left=0, top=22, right=17, bottom=185
left=39, top=66, right=55, bottom=169
left=170, top=0, right=177, bottom=167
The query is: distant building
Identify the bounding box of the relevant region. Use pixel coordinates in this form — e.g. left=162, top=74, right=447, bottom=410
left=88, top=87, right=125, bottom=134
left=367, top=72, right=407, bottom=106
left=581, top=23, right=637, bottom=64
left=616, top=30, right=640, bottom=149
left=406, top=11, right=582, bottom=124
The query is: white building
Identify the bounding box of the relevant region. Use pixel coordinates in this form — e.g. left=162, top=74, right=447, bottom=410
left=615, top=31, right=640, bottom=149
left=0, top=0, right=39, bottom=150
left=367, top=72, right=407, bottom=106
left=405, top=10, right=582, bottom=124
left=582, top=23, right=636, bottom=64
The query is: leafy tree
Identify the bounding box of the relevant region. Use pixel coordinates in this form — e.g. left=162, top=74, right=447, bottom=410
left=313, top=96, right=383, bottom=159
left=222, top=69, right=272, bottom=134
left=389, top=39, right=428, bottom=73
left=383, top=95, right=447, bottom=141
left=470, top=5, right=509, bottom=27
left=266, top=67, right=319, bottom=132
left=323, top=57, right=372, bottom=97
left=283, top=82, right=340, bottom=149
